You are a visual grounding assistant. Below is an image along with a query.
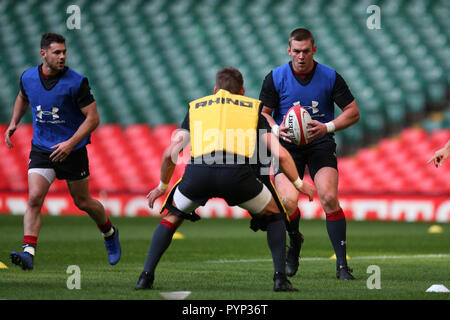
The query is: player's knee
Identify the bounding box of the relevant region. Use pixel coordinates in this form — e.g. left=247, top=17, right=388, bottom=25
left=164, top=212, right=184, bottom=228
left=28, top=192, right=46, bottom=210
left=281, top=196, right=298, bottom=215
left=274, top=179, right=299, bottom=214
left=319, top=191, right=338, bottom=210
left=73, top=195, right=93, bottom=211
left=259, top=197, right=280, bottom=215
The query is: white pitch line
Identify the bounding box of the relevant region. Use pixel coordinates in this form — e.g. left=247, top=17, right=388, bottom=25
left=206, top=253, right=450, bottom=264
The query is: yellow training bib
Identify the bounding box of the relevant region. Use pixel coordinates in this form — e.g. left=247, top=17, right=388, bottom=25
left=189, top=89, right=260, bottom=158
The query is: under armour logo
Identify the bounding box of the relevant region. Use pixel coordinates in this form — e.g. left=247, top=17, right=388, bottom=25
left=36, top=105, right=60, bottom=120
left=294, top=101, right=319, bottom=114
left=341, top=240, right=346, bottom=246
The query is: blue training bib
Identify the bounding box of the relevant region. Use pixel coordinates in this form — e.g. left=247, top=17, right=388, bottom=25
left=272, top=62, right=336, bottom=126
left=21, top=66, right=90, bottom=151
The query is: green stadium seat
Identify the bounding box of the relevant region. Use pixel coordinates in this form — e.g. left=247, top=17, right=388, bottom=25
left=443, top=109, right=450, bottom=128
left=0, top=0, right=448, bottom=157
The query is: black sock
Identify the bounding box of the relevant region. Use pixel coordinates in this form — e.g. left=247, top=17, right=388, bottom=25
left=143, top=220, right=176, bottom=274
left=325, top=209, right=347, bottom=268
left=285, top=209, right=301, bottom=247
left=285, top=210, right=300, bottom=232
left=266, top=219, right=287, bottom=274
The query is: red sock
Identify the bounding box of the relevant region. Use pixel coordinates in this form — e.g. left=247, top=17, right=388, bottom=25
left=160, top=219, right=177, bottom=231
left=289, top=207, right=300, bottom=221
left=325, top=208, right=345, bottom=221
left=97, top=218, right=112, bottom=233
left=23, top=235, right=38, bottom=247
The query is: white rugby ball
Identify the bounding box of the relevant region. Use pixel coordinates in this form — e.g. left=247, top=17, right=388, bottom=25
left=284, top=105, right=312, bottom=146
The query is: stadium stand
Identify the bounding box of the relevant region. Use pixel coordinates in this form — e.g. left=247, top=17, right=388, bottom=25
left=0, top=0, right=449, bottom=195
left=1, top=124, right=449, bottom=195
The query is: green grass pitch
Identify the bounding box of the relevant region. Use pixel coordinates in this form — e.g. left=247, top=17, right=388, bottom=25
left=0, top=215, right=449, bottom=300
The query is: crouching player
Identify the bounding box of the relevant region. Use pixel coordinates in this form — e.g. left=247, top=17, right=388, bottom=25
left=135, top=67, right=315, bottom=291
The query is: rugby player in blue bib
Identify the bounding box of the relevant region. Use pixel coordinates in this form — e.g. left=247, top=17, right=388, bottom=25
left=5, top=33, right=121, bottom=270
left=260, top=28, right=360, bottom=280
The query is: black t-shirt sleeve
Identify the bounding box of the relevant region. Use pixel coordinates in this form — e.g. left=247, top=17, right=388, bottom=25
left=257, top=113, right=271, bottom=133
left=19, top=73, right=29, bottom=101
left=77, top=78, right=95, bottom=108
left=333, top=72, right=355, bottom=109
left=180, top=109, right=189, bottom=131
left=259, top=72, right=279, bottom=110
left=257, top=102, right=271, bottom=133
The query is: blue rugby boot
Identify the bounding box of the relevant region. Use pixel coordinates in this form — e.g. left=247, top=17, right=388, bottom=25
left=104, top=227, right=121, bottom=265
left=10, top=251, right=34, bottom=270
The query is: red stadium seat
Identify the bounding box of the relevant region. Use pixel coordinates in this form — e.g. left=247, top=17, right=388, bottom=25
left=152, top=124, right=179, bottom=150
left=399, top=127, right=428, bottom=146
left=0, top=124, right=7, bottom=135
left=429, top=129, right=450, bottom=150
left=94, top=124, right=123, bottom=137
left=124, top=124, right=152, bottom=139
left=4, top=123, right=447, bottom=195
left=354, top=148, right=380, bottom=170
left=404, top=140, right=433, bottom=161
left=377, top=138, right=401, bottom=156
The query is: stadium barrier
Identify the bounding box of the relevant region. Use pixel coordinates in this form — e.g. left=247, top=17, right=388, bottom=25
left=0, top=192, right=449, bottom=222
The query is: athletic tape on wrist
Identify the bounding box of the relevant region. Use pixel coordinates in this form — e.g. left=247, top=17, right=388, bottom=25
left=271, top=125, right=279, bottom=137
left=158, top=181, right=168, bottom=191
left=325, top=121, right=336, bottom=133
left=293, top=177, right=303, bottom=189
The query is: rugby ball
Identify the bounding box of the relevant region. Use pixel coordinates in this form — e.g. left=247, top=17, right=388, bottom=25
left=284, top=105, right=312, bottom=146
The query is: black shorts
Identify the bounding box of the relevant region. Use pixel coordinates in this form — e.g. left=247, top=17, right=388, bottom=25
left=278, top=134, right=338, bottom=180
left=177, top=164, right=264, bottom=207
left=29, top=144, right=90, bottom=181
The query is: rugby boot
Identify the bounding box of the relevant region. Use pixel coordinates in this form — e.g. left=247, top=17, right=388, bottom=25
left=135, top=271, right=154, bottom=290
left=104, top=227, right=121, bottom=265
left=273, top=272, right=299, bottom=292
left=336, top=264, right=355, bottom=280
left=10, top=251, right=34, bottom=270
left=285, top=232, right=304, bottom=277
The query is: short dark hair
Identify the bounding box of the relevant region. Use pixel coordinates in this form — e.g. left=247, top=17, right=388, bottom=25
left=40, top=33, right=66, bottom=50
left=289, top=28, right=314, bottom=46
left=216, top=67, right=244, bottom=94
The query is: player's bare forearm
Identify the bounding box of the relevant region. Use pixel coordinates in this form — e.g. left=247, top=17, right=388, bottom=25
left=5, top=92, right=29, bottom=148
left=261, top=106, right=277, bottom=127
left=160, top=129, right=190, bottom=184
left=333, top=100, right=360, bottom=131
left=66, top=102, right=100, bottom=148
left=160, top=149, right=177, bottom=185
left=147, top=131, right=189, bottom=208
left=278, top=145, right=315, bottom=200
left=264, top=132, right=315, bottom=200
left=146, top=149, right=177, bottom=209
left=50, top=102, right=99, bottom=162
left=9, top=92, right=29, bottom=126
left=307, top=101, right=359, bottom=141
left=265, top=132, right=298, bottom=182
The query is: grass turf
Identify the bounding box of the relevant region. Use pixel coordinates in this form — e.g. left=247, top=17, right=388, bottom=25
left=0, top=215, right=449, bottom=300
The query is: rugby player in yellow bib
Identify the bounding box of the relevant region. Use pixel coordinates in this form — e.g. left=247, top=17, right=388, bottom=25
left=135, top=67, right=315, bottom=292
